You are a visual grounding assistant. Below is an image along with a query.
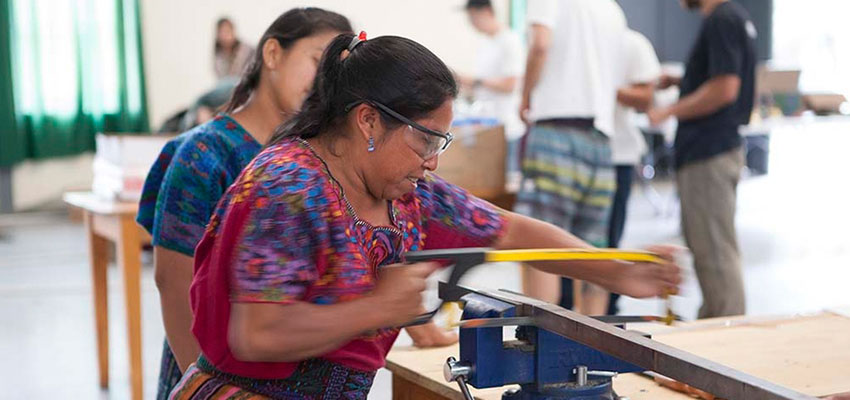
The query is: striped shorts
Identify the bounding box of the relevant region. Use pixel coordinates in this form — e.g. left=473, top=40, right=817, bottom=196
left=514, top=122, right=615, bottom=247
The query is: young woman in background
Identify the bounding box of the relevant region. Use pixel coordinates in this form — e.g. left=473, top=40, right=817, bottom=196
left=137, top=8, right=353, bottom=399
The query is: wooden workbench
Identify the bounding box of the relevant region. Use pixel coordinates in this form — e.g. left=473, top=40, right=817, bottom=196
left=386, top=311, right=850, bottom=399
left=64, top=191, right=149, bottom=400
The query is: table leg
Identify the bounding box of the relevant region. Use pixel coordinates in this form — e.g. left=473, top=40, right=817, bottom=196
left=85, top=213, right=110, bottom=388
left=117, top=215, right=143, bottom=400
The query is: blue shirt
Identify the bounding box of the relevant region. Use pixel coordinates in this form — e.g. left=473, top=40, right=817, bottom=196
left=137, top=115, right=261, bottom=256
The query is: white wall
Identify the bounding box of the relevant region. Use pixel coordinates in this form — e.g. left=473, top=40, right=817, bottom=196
left=140, top=0, right=512, bottom=129
left=12, top=154, right=94, bottom=210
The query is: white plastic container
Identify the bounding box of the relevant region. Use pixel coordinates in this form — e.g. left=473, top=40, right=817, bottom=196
left=92, top=133, right=175, bottom=201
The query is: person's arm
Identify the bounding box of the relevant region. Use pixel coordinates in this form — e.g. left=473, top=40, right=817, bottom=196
left=657, top=74, right=681, bottom=90
left=519, top=24, right=552, bottom=124
left=480, top=76, right=518, bottom=94
left=230, top=301, right=385, bottom=362
left=494, top=212, right=681, bottom=298
left=148, top=142, right=227, bottom=371
left=617, top=82, right=655, bottom=112
left=650, top=13, right=748, bottom=126
left=648, top=74, right=740, bottom=125
left=415, top=173, right=680, bottom=299
left=153, top=247, right=200, bottom=372
left=228, top=262, right=439, bottom=362
left=457, top=75, right=517, bottom=95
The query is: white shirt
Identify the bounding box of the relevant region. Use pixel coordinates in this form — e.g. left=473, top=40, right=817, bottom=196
left=526, top=0, right=627, bottom=136
left=472, top=30, right=525, bottom=140
left=612, top=30, right=661, bottom=165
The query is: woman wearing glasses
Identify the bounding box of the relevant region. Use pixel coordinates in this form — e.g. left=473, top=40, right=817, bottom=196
left=171, top=33, right=681, bottom=399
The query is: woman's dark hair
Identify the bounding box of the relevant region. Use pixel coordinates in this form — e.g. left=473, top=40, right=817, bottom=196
left=214, top=17, right=238, bottom=54
left=223, top=8, right=353, bottom=113
left=269, top=34, right=458, bottom=144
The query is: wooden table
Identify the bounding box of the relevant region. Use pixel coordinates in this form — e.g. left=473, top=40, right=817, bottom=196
left=386, top=311, right=850, bottom=400
left=387, top=343, right=690, bottom=400
left=64, top=192, right=149, bottom=400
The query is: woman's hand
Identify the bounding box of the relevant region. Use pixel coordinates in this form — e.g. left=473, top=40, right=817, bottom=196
left=606, top=245, right=683, bottom=298
left=371, top=262, right=440, bottom=327
left=405, top=322, right=458, bottom=348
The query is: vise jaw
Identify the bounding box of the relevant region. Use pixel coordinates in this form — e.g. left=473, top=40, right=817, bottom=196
left=450, top=291, right=646, bottom=400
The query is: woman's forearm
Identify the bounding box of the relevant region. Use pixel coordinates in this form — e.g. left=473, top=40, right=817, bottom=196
left=228, top=297, right=388, bottom=363
left=228, top=261, right=436, bottom=363
left=493, top=212, right=620, bottom=289
left=482, top=76, right=518, bottom=94
left=154, top=247, right=202, bottom=372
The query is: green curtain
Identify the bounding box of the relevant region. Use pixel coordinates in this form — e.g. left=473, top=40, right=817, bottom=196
left=0, top=0, right=148, bottom=167
left=0, top=0, right=23, bottom=167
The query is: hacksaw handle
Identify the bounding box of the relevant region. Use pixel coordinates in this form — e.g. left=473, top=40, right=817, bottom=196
left=400, top=248, right=489, bottom=327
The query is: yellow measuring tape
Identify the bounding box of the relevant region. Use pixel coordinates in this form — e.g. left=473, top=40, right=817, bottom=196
left=481, top=248, right=676, bottom=326
left=484, top=248, right=666, bottom=264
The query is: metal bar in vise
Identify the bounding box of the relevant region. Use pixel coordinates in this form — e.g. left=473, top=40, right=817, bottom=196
left=455, top=315, right=677, bottom=329
left=439, top=283, right=816, bottom=400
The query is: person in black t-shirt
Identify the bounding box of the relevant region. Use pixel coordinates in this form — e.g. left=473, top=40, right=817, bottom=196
left=648, top=0, right=756, bottom=318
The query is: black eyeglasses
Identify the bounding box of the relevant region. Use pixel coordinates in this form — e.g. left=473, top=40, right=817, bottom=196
left=345, top=100, right=453, bottom=159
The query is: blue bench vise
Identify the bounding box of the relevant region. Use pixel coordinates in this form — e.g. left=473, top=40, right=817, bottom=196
left=443, top=289, right=646, bottom=400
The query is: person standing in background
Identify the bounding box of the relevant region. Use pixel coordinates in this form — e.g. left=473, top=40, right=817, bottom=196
left=607, top=29, right=661, bottom=315
left=214, top=17, right=255, bottom=80
left=516, top=0, right=627, bottom=315
left=648, top=0, right=757, bottom=318
left=457, top=0, right=525, bottom=177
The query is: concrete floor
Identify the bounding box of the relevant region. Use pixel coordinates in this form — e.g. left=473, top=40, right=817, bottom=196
left=1, top=117, right=848, bottom=399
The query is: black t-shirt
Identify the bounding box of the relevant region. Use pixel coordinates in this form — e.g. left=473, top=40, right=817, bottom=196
left=674, top=2, right=756, bottom=169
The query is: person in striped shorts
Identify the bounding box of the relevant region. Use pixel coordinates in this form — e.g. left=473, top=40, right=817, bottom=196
left=516, top=0, right=629, bottom=314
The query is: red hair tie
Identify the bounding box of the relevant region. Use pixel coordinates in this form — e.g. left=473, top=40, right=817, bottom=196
left=348, top=30, right=367, bottom=52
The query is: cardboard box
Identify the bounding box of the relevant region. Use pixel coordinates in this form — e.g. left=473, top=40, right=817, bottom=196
left=803, top=93, right=847, bottom=115
left=435, top=124, right=507, bottom=200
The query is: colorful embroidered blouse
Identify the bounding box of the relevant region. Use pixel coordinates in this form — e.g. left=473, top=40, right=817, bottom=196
left=137, top=115, right=261, bottom=256
left=190, top=138, right=508, bottom=380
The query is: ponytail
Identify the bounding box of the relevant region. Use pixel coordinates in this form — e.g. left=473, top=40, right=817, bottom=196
left=270, top=34, right=458, bottom=145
